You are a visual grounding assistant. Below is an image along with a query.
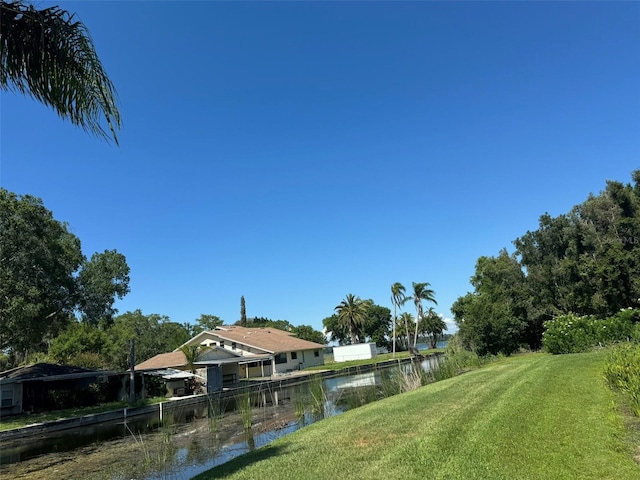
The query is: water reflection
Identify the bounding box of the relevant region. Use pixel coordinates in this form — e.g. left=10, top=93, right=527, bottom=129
left=0, top=356, right=442, bottom=480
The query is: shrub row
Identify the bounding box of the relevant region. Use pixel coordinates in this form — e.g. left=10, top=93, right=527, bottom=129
left=542, top=309, right=639, bottom=354
left=603, top=343, right=640, bottom=416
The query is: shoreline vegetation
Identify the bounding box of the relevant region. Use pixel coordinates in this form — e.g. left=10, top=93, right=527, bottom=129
left=0, top=349, right=441, bottom=432
left=2, top=347, right=639, bottom=478
left=195, top=350, right=640, bottom=480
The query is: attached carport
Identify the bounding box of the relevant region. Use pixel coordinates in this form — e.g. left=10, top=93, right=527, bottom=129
left=195, top=354, right=273, bottom=392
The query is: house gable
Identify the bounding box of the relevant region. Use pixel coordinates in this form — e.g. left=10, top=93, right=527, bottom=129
left=177, top=325, right=325, bottom=376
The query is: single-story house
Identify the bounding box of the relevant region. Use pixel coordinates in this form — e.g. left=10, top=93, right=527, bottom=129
left=135, top=325, right=325, bottom=392
left=185, top=325, right=325, bottom=377
left=0, top=363, right=120, bottom=416
left=135, top=347, right=242, bottom=395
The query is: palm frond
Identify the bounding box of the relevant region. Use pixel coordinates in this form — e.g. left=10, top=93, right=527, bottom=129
left=1, top=1, right=121, bottom=143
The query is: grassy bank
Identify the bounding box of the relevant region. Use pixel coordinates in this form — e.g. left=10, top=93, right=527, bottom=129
left=196, top=351, right=639, bottom=480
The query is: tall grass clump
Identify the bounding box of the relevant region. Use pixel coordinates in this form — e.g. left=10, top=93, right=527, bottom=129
left=396, top=362, right=428, bottom=392
left=206, top=394, right=222, bottom=433
left=236, top=389, right=253, bottom=431
left=432, top=336, right=483, bottom=381
left=292, top=374, right=330, bottom=424
left=379, top=367, right=402, bottom=397
left=307, top=374, right=328, bottom=417
left=293, top=385, right=308, bottom=421
left=603, top=342, right=640, bottom=416
left=543, top=309, right=637, bottom=354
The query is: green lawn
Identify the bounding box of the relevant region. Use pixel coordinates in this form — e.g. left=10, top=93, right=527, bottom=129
left=196, top=351, right=639, bottom=480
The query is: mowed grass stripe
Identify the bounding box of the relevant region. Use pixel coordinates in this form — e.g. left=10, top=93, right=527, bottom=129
left=197, top=352, right=639, bottom=480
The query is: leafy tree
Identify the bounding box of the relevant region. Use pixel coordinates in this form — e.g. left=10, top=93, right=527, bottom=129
left=0, top=0, right=121, bottom=143
left=322, top=314, right=348, bottom=344
left=246, top=317, right=294, bottom=331
left=48, top=322, right=109, bottom=367
left=420, top=308, right=448, bottom=349
left=335, top=294, right=368, bottom=344
left=0, top=189, right=130, bottom=365
left=452, top=250, right=530, bottom=355
left=292, top=324, right=327, bottom=345
left=391, top=282, right=407, bottom=356
left=514, top=174, right=640, bottom=323
left=105, top=310, right=190, bottom=370
left=77, top=250, right=130, bottom=328
left=407, top=282, right=437, bottom=349
left=189, top=314, right=224, bottom=336
left=362, top=301, right=392, bottom=349
left=0, top=189, right=83, bottom=361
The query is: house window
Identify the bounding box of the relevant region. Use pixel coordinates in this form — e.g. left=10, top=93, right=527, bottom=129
left=314, top=350, right=320, bottom=357
left=232, top=342, right=237, bottom=350
left=291, top=351, right=297, bottom=360
left=220, top=341, right=225, bottom=348
left=1, top=388, right=13, bottom=408
left=274, top=353, right=287, bottom=364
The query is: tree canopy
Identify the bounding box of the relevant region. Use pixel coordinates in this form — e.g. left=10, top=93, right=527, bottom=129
left=189, top=314, right=224, bottom=336
left=0, top=188, right=130, bottom=364
left=453, top=171, right=640, bottom=355
left=324, top=299, right=391, bottom=347
left=408, top=282, right=437, bottom=349
left=333, top=294, right=369, bottom=345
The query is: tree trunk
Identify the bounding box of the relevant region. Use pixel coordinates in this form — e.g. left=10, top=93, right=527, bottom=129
left=413, top=304, right=422, bottom=349
left=392, top=305, right=397, bottom=358
left=349, top=324, right=358, bottom=344
left=129, top=339, right=135, bottom=403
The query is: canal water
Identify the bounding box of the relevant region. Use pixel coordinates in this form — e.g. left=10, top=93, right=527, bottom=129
left=0, top=354, right=443, bottom=480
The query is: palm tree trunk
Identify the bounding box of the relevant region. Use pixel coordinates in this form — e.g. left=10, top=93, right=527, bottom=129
left=413, top=304, right=422, bottom=350
left=403, top=316, right=410, bottom=351
left=349, top=324, right=358, bottom=344
left=392, top=304, right=397, bottom=358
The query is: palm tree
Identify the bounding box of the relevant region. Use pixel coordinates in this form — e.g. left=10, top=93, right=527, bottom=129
left=390, top=282, right=407, bottom=358
left=408, top=282, right=437, bottom=351
left=419, top=307, right=448, bottom=348
left=334, top=294, right=368, bottom=344
left=179, top=344, right=210, bottom=374
left=398, top=312, right=415, bottom=351
left=1, top=1, right=121, bottom=143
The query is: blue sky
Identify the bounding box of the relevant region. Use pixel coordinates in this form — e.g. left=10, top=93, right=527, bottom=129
left=1, top=1, right=639, bottom=336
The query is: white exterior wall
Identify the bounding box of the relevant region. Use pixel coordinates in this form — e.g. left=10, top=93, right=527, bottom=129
left=241, top=362, right=273, bottom=378
left=302, top=349, right=325, bottom=368
left=333, top=343, right=377, bottom=362
left=272, top=349, right=324, bottom=374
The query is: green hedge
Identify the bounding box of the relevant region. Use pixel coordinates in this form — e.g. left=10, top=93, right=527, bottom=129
left=542, top=309, right=637, bottom=354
